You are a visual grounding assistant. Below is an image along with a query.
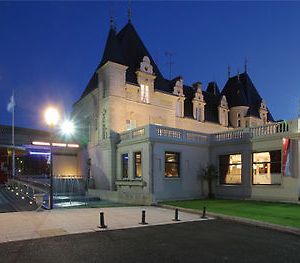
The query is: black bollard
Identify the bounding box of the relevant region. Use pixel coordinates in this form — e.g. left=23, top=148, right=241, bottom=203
left=172, top=208, right=180, bottom=221
left=98, top=211, right=107, bottom=229
left=201, top=206, right=207, bottom=219
left=139, top=210, right=148, bottom=225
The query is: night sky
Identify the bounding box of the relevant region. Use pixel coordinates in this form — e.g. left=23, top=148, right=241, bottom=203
left=1, top=1, right=300, bottom=130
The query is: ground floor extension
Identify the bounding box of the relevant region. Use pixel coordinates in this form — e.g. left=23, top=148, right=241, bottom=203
left=86, top=120, right=300, bottom=204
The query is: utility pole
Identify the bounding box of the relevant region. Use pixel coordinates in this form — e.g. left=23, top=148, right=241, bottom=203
left=165, top=51, right=175, bottom=79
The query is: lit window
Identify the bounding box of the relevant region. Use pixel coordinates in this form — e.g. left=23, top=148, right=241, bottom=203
left=122, top=154, right=129, bottom=178
left=165, top=152, right=180, bottom=178
left=134, top=152, right=142, bottom=178
left=252, top=151, right=281, bottom=185
left=126, top=120, right=136, bottom=131
left=140, top=84, right=149, bottom=103
left=176, top=100, right=182, bottom=117
left=219, top=154, right=242, bottom=185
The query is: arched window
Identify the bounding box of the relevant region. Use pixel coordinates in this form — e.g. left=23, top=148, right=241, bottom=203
left=237, top=119, right=241, bottom=128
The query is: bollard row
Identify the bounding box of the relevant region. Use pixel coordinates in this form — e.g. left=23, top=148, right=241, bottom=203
left=98, top=207, right=208, bottom=228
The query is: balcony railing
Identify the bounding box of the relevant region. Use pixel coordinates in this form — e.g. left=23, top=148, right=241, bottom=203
left=119, top=120, right=297, bottom=144
left=213, top=121, right=294, bottom=142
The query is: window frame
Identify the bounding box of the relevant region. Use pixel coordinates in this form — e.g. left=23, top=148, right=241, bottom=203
left=121, top=153, right=129, bottom=179
left=219, top=153, right=242, bottom=185
left=164, top=151, right=180, bottom=178
left=140, top=84, right=149, bottom=103
left=134, top=151, right=142, bottom=178
left=252, top=150, right=282, bottom=185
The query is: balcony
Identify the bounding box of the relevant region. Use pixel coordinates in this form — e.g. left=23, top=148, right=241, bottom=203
left=119, top=120, right=299, bottom=145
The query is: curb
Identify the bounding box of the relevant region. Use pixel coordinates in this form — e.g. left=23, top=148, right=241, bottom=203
left=158, top=204, right=300, bottom=237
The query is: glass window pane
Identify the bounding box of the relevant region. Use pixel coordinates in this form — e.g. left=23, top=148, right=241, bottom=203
left=122, top=154, right=129, bottom=178
left=219, top=154, right=242, bottom=185
left=165, top=152, right=180, bottom=178
left=134, top=152, right=142, bottom=178
left=252, top=150, right=281, bottom=185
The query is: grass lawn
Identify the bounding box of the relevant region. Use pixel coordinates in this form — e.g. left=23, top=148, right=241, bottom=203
left=162, top=199, right=300, bottom=229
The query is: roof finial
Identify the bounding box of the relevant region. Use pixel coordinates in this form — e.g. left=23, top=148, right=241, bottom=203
left=110, top=15, right=114, bottom=29
left=128, top=0, right=132, bottom=23
left=227, top=65, right=231, bottom=79
left=237, top=69, right=240, bottom=80
left=244, top=57, right=248, bottom=73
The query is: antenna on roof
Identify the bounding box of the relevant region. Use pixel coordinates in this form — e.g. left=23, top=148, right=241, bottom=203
left=128, top=0, right=132, bottom=23
left=227, top=65, right=231, bottom=79
left=110, top=16, right=115, bottom=30
left=165, top=51, right=175, bottom=79
left=244, top=57, right=248, bottom=73
left=109, top=2, right=116, bottom=30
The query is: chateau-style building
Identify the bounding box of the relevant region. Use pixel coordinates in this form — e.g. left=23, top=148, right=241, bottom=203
left=73, top=20, right=300, bottom=204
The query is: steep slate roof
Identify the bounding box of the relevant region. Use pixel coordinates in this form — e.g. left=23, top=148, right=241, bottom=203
left=183, top=84, right=221, bottom=123
left=222, top=72, right=274, bottom=121
left=78, top=21, right=273, bottom=124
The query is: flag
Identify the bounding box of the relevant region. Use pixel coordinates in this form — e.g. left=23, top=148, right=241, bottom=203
left=282, top=138, right=292, bottom=176
left=7, top=95, right=15, bottom=112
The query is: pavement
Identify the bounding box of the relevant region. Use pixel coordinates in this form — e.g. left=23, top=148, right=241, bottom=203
left=0, top=206, right=209, bottom=244
left=0, top=219, right=299, bottom=263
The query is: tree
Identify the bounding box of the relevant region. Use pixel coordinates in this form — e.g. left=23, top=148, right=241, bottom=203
left=200, top=164, right=218, bottom=199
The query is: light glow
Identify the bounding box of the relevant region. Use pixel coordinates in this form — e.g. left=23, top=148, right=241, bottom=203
left=30, top=151, right=51, bottom=155
left=60, top=119, right=75, bottom=136
left=32, top=141, right=50, bottom=146
left=52, top=143, right=67, bottom=147
left=67, top=143, right=79, bottom=148
left=44, top=107, right=60, bottom=127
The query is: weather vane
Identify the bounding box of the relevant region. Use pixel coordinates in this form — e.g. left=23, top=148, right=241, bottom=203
left=165, top=51, right=175, bottom=79
left=244, top=57, right=248, bottom=72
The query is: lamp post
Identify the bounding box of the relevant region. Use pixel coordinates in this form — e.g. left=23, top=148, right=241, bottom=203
left=44, top=107, right=60, bottom=209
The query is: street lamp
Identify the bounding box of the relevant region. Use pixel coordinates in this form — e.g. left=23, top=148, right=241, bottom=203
left=44, top=106, right=60, bottom=209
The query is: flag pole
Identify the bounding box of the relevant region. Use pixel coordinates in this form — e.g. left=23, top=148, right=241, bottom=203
left=12, top=89, right=15, bottom=178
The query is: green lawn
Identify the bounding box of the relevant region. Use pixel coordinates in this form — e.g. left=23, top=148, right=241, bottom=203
left=162, top=199, right=300, bottom=229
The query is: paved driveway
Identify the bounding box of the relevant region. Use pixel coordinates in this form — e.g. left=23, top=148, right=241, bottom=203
left=0, top=219, right=299, bottom=263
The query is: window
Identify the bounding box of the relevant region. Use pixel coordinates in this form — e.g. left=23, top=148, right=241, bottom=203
left=219, top=154, right=242, bottom=184
left=165, top=152, right=180, bottom=178
left=237, top=119, right=241, bottom=127
left=134, top=152, right=142, bottom=178
left=176, top=100, right=182, bottom=117
left=195, top=107, right=200, bottom=121
left=252, top=150, right=281, bottom=185
left=122, top=154, right=129, bottom=178
left=140, top=84, right=149, bottom=103
left=126, top=119, right=136, bottom=131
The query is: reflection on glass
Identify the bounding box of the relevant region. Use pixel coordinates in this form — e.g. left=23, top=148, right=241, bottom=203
left=219, top=154, right=242, bottom=184
left=122, top=153, right=129, bottom=178
left=252, top=150, right=281, bottom=185
left=134, top=152, right=142, bottom=178
left=165, top=152, right=180, bottom=178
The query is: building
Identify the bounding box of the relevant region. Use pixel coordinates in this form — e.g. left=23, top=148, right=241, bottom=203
left=0, top=125, right=82, bottom=181
left=73, top=19, right=300, bottom=204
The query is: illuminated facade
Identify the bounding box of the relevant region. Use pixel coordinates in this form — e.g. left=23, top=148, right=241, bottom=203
left=73, top=20, right=300, bottom=204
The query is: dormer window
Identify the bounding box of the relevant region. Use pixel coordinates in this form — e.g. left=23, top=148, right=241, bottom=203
left=195, top=107, right=201, bottom=121
left=140, top=84, right=149, bottom=103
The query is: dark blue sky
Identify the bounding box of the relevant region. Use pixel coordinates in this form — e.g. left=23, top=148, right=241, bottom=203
left=1, top=1, right=300, bottom=130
